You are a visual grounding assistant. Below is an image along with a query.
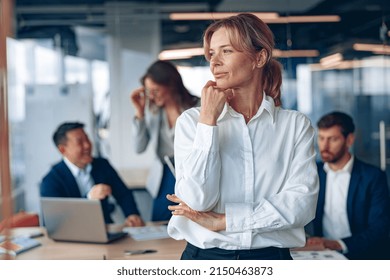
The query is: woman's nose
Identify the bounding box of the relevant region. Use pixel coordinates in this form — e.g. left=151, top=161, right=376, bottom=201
left=210, top=53, right=221, bottom=66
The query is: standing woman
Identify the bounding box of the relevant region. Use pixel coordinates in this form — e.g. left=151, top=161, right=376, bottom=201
left=130, top=60, right=199, bottom=222
left=167, top=13, right=319, bottom=260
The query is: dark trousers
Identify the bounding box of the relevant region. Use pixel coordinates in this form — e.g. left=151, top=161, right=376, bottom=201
left=151, top=164, right=175, bottom=222
left=181, top=243, right=293, bottom=260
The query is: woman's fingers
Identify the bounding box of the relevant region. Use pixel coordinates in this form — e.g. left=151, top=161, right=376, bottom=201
left=199, top=81, right=229, bottom=125
left=167, top=195, right=193, bottom=217
left=166, top=194, right=182, bottom=203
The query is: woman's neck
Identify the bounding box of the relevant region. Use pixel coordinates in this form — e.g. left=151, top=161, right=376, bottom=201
left=164, top=101, right=181, bottom=128
left=229, top=88, right=263, bottom=123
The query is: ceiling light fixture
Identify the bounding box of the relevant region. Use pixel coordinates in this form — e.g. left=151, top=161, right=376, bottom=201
left=273, top=49, right=319, bottom=57
left=267, top=15, right=340, bottom=24
left=311, top=57, right=390, bottom=71
left=159, top=47, right=204, bottom=60
left=311, top=60, right=360, bottom=71
left=169, top=12, right=279, bottom=21
left=320, top=53, right=343, bottom=67
left=159, top=47, right=319, bottom=60
left=353, top=43, right=390, bottom=54
left=169, top=12, right=340, bottom=23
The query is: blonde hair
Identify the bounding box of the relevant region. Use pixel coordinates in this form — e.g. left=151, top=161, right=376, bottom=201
left=203, top=13, right=282, bottom=106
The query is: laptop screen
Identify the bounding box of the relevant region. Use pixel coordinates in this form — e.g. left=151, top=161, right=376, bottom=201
left=40, top=197, right=124, bottom=243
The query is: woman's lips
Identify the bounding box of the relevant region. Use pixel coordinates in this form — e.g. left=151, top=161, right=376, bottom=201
left=214, top=72, right=227, bottom=79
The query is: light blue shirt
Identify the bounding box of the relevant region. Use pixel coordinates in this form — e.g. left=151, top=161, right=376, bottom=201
left=63, top=157, right=94, bottom=197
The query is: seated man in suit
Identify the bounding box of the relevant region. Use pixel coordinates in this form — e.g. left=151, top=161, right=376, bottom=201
left=305, top=111, right=390, bottom=259
left=40, top=122, right=144, bottom=227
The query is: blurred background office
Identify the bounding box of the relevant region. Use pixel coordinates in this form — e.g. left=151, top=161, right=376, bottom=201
left=1, top=0, right=389, bottom=222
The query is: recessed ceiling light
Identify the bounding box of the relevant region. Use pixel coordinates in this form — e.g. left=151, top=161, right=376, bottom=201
left=159, top=47, right=204, bottom=60
left=353, top=43, right=390, bottom=54
left=320, top=53, right=343, bottom=67
left=169, top=12, right=340, bottom=23
left=169, top=12, right=279, bottom=21
left=273, top=49, right=319, bottom=57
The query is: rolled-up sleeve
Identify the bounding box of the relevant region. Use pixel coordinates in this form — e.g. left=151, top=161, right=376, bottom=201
left=132, top=117, right=149, bottom=153
left=174, top=111, right=221, bottom=211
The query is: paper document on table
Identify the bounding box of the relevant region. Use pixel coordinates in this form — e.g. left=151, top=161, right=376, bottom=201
left=290, top=250, right=347, bottom=260
left=123, top=225, right=170, bottom=241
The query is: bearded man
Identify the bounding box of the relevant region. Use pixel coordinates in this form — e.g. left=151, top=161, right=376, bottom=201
left=306, top=111, right=390, bottom=259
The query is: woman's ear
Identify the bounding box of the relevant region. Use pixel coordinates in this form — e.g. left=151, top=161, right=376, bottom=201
left=256, top=49, right=267, bottom=68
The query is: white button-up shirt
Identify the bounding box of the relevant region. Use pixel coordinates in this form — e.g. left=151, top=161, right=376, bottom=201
left=323, top=157, right=354, bottom=241
left=64, top=157, right=93, bottom=197
left=168, top=95, right=319, bottom=250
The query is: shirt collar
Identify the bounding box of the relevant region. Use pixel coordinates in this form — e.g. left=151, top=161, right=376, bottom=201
left=218, top=92, right=276, bottom=123
left=324, top=155, right=354, bottom=174
left=63, top=157, right=92, bottom=177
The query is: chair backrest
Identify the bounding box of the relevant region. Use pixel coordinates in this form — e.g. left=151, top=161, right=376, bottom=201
left=0, top=211, right=40, bottom=233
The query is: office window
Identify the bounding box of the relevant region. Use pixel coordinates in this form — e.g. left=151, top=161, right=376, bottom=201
left=34, top=46, right=60, bottom=85
left=65, top=56, right=89, bottom=84
left=297, top=56, right=390, bottom=180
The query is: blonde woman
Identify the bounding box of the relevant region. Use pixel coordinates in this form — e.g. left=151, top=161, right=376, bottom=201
left=167, top=13, right=319, bottom=260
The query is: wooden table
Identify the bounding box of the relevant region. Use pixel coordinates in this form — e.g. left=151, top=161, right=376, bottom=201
left=5, top=227, right=347, bottom=260
left=8, top=227, right=186, bottom=260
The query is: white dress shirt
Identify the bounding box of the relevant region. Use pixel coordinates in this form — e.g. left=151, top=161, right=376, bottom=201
left=168, top=95, right=319, bottom=250
left=322, top=156, right=354, bottom=252
left=63, top=157, right=94, bottom=197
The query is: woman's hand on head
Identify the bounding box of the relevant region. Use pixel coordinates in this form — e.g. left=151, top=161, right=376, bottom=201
left=130, top=86, right=146, bottom=119
left=167, top=194, right=226, bottom=232
left=199, top=80, right=232, bottom=126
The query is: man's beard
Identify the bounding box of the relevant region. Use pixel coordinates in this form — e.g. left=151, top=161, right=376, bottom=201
left=320, top=147, right=346, bottom=164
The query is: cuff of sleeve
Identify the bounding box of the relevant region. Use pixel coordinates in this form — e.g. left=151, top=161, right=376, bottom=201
left=193, top=123, right=218, bottom=152
left=133, top=116, right=145, bottom=129
left=338, top=239, right=348, bottom=254
left=225, top=203, right=252, bottom=232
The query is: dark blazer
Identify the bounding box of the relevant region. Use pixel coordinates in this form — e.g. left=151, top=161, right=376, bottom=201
left=40, top=157, right=140, bottom=224
left=312, top=158, right=390, bottom=259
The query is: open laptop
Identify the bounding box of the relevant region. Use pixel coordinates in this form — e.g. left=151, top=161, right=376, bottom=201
left=40, top=197, right=126, bottom=243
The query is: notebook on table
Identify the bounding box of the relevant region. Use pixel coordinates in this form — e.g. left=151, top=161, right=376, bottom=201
left=0, top=235, right=41, bottom=256
left=40, top=197, right=126, bottom=243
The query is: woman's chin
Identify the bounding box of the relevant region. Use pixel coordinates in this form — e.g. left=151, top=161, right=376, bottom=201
left=216, top=78, right=236, bottom=90
left=215, top=81, right=228, bottom=90
left=153, top=101, right=164, bottom=107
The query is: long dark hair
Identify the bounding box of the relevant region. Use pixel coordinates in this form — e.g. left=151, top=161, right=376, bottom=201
left=141, top=60, right=199, bottom=110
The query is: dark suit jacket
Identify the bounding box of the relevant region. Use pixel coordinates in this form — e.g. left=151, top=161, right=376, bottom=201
left=40, top=157, right=140, bottom=224
left=312, top=158, right=390, bottom=259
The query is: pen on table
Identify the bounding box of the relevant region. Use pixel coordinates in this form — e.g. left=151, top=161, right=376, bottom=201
left=27, top=232, right=44, bottom=238
left=124, top=249, right=157, bottom=256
